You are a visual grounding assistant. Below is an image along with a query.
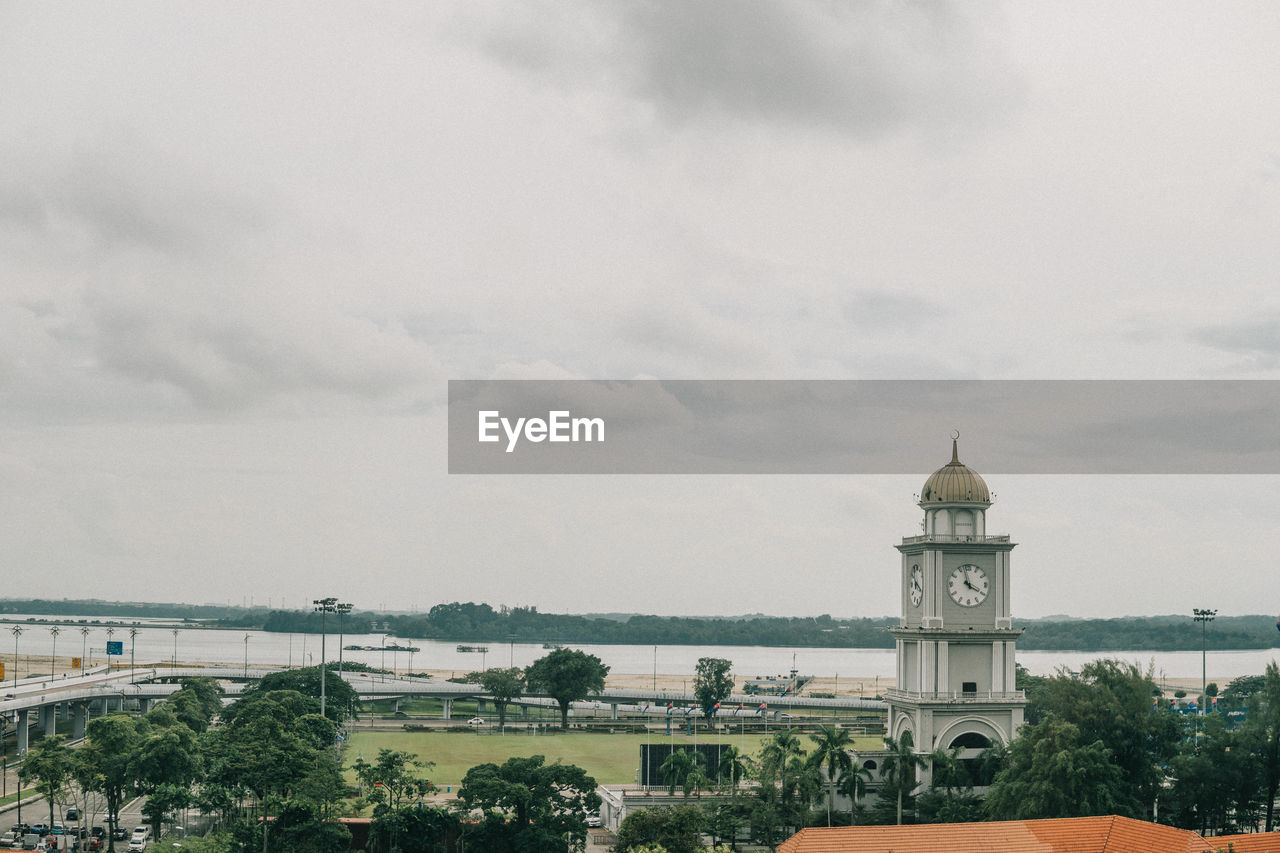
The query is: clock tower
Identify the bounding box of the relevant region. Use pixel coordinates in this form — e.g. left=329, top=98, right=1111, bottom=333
left=886, top=437, right=1026, bottom=782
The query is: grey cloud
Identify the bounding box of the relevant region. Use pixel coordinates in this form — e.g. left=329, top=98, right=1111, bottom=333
left=1194, top=318, right=1280, bottom=368
left=86, top=288, right=443, bottom=412
left=844, top=290, right=946, bottom=330
left=468, top=0, right=1021, bottom=135
left=0, top=136, right=268, bottom=258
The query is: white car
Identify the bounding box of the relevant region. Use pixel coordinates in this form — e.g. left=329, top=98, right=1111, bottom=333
left=467, top=717, right=486, bottom=726
left=127, top=826, right=150, bottom=851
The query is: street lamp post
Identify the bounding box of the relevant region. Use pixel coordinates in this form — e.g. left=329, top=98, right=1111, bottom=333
left=244, top=634, right=250, bottom=678
left=1193, top=608, right=1217, bottom=724
left=80, top=627, right=89, bottom=678
left=171, top=629, right=179, bottom=670
left=336, top=602, right=353, bottom=677
left=130, top=628, right=138, bottom=684
left=49, top=626, right=60, bottom=680
left=10, top=626, right=21, bottom=690
left=314, top=597, right=338, bottom=718
left=106, top=628, right=114, bottom=674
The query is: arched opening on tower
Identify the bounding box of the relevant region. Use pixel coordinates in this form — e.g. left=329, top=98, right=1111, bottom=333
left=946, top=731, right=998, bottom=787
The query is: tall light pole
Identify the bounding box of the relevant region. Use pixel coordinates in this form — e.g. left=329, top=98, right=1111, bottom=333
left=1193, top=608, right=1217, bottom=718
left=106, top=628, right=114, bottom=672
left=49, top=626, right=60, bottom=680
left=243, top=634, right=250, bottom=679
left=314, top=597, right=338, bottom=719
left=336, top=602, right=353, bottom=677
left=79, top=627, right=89, bottom=677
left=171, top=629, right=179, bottom=671
left=129, top=628, right=138, bottom=683
left=10, top=626, right=21, bottom=690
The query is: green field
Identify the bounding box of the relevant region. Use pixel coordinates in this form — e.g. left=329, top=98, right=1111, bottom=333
left=343, top=729, right=885, bottom=789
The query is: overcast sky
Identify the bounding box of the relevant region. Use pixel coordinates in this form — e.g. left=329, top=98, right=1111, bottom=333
left=2, top=3, right=1278, bottom=621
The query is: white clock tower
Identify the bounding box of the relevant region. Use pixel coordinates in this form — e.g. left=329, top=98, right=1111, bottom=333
left=886, top=438, right=1026, bottom=780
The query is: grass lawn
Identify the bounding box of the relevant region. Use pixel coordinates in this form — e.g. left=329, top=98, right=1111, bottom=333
left=344, top=729, right=887, bottom=789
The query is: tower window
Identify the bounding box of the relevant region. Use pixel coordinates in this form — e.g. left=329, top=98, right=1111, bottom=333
left=961, top=681, right=977, bottom=695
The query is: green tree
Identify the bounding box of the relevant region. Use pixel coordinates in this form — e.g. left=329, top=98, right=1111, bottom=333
left=18, top=735, right=74, bottom=831
left=693, top=658, right=734, bottom=729
left=1257, top=661, right=1280, bottom=831
left=983, top=718, right=1127, bottom=820
left=236, top=666, right=358, bottom=723
left=368, top=804, right=459, bottom=853
left=612, top=804, right=706, bottom=853
left=659, top=749, right=696, bottom=797
left=77, top=714, right=144, bottom=848
left=130, top=715, right=201, bottom=840
left=525, top=649, right=609, bottom=730
left=717, top=744, right=746, bottom=793
left=835, top=763, right=872, bottom=822
left=807, top=725, right=853, bottom=827
left=878, top=731, right=923, bottom=826
left=353, top=749, right=435, bottom=812
left=478, top=667, right=526, bottom=728
left=456, top=755, right=599, bottom=852
left=1034, top=659, right=1180, bottom=817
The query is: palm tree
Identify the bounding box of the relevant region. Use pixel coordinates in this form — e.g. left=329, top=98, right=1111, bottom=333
left=880, top=730, right=924, bottom=825
left=659, top=748, right=694, bottom=796
left=837, top=763, right=873, bottom=823
left=718, top=744, right=746, bottom=793
left=808, top=725, right=854, bottom=826
left=928, top=744, right=968, bottom=795
left=683, top=753, right=710, bottom=798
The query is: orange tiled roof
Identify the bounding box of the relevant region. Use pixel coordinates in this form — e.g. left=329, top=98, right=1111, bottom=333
left=777, top=815, right=1212, bottom=853
left=1206, top=831, right=1280, bottom=853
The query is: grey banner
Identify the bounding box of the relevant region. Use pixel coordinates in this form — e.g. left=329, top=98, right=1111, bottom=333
left=448, top=380, right=1280, bottom=474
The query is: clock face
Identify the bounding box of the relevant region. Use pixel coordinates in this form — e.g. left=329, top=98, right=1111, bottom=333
left=909, top=565, right=923, bottom=607
left=947, top=564, right=989, bottom=607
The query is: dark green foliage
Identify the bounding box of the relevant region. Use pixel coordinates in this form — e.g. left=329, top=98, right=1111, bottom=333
left=525, top=648, right=609, bottom=729
left=983, top=719, right=1128, bottom=819
left=456, top=755, right=599, bottom=853
left=368, top=805, right=459, bottom=853
left=353, top=749, right=434, bottom=811
left=612, top=804, right=707, bottom=853
left=478, top=667, right=526, bottom=727
left=693, top=657, right=734, bottom=727
left=236, top=666, right=358, bottom=722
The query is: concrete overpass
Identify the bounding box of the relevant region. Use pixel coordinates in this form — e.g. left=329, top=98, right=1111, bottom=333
left=2, top=664, right=886, bottom=750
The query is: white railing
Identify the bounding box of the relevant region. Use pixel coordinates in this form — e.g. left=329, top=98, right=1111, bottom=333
left=900, top=534, right=1011, bottom=544
left=885, top=688, right=1025, bottom=702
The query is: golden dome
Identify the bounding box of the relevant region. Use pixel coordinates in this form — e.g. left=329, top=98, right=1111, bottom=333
left=920, top=439, right=991, bottom=503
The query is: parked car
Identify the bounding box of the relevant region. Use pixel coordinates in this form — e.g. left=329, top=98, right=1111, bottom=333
left=109, top=828, right=127, bottom=841
left=63, top=809, right=79, bottom=822
left=585, top=813, right=602, bottom=828
left=0, top=831, right=18, bottom=847
left=126, top=826, right=149, bottom=851
left=20, top=835, right=40, bottom=851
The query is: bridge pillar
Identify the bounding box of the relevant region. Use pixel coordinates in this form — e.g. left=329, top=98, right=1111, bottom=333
left=139, top=698, right=153, bottom=713
left=39, top=703, right=56, bottom=736
left=476, top=699, right=485, bottom=713
left=73, top=703, right=88, bottom=739
left=611, top=704, right=618, bottom=720
left=393, top=698, right=400, bottom=713
left=16, top=708, right=29, bottom=753
left=441, top=698, right=452, bottom=719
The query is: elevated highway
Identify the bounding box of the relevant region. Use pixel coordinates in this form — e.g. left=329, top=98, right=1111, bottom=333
left=2, top=664, right=885, bottom=750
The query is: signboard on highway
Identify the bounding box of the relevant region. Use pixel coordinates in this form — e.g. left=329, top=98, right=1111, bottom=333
left=72, top=657, right=82, bottom=668
left=106, top=641, right=123, bottom=655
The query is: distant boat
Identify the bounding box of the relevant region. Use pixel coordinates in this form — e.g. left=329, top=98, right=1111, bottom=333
left=383, top=643, right=420, bottom=652
left=543, top=643, right=564, bottom=649
left=456, top=645, right=488, bottom=653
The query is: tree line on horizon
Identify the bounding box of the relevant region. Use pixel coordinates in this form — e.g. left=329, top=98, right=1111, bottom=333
left=4, top=598, right=1279, bottom=650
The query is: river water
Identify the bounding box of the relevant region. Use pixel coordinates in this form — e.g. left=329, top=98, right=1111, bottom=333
left=2, top=615, right=1277, bottom=682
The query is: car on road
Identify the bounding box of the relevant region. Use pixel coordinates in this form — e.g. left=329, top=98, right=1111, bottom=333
left=466, top=717, right=486, bottom=726
left=63, top=809, right=78, bottom=823
left=126, top=826, right=149, bottom=851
